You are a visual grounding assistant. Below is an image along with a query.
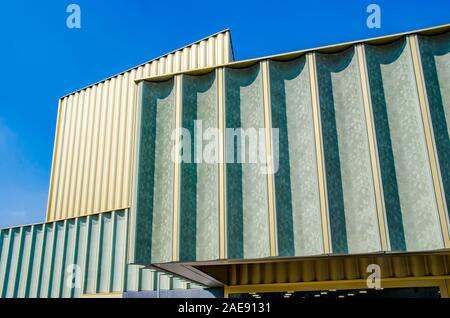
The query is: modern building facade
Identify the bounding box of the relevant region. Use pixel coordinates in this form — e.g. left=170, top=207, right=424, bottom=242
left=1, top=25, right=450, bottom=298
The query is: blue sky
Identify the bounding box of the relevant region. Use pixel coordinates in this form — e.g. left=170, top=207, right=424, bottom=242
left=0, top=0, right=449, bottom=228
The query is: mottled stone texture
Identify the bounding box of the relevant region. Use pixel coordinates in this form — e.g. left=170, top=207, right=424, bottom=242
left=418, top=33, right=450, bottom=225
left=316, top=48, right=381, bottom=254
left=269, top=57, right=324, bottom=256
left=136, top=80, right=175, bottom=264
left=225, top=64, right=270, bottom=259
left=366, top=39, right=443, bottom=251
left=180, top=72, right=219, bottom=261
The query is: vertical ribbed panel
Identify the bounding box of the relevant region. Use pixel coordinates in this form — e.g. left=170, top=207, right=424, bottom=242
left=50, top=222, right=66, bottom=297
left=0, top=210, right=199, bottom=298
left=16, top=227, right=33, bottom=297
left=418, top=32, right=450, bottom=224
left=315, top=47, right=381, bottom=254
left=39, top=224, right=55, bottom=298
left=365, top=38, right=444, bottom=251
left=85, top=215, right=100, bottom=294
left=61, top=219, right=77, bottom=298
left=224, top=64, right=270, bottom=260
left=28, top=225, right=44, bottom=298
left=74, top=217, right=88, bottom=298
left=179, top=72, right=219, bottom=262
left=268, top=57, right=324, bottom=257
left=134, top=80, right=176, bottom=264
left=132, top=31, right=450, bottom=265
left=112, top=212, right=126, bottom=292
left=46, top=30, right=233, bottom=221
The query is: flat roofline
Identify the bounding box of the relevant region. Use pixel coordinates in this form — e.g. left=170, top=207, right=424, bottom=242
left=136, top=23, right=450, bottom=83
left=0, top=208, right=129, bottom=231
left=60, top=28, right=232, bottom=99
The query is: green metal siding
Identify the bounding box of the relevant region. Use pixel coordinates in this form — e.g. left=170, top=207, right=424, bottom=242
left=0, top=210, right=202, bottom=298
left=133, top=30, right=450, bottom=264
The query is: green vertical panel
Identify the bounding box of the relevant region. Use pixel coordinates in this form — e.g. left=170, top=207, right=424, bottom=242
left=140, top=268, right=155, bottom=291
left=316, top=48, right=381, bottom=254
left=50, top=221, right=66, bottom=297
left=0, top=229, right=11, bottom=297
left=61, top=219, right=77, bottom=298
left=5, top=228, right=22, bottom=297
left=17, top=227, right=32, bottom=297
left=0, top=230, right=3, bottom=257
left=28, top=225, right=44, bottom=298
left=225, top=64, right=270, bottom=259
left=99, top=213, right=113, bottom=293
left=73, top=217, right=88, bottom=298
left=126, top=265, right=140, bottom=291
left=180, top=72, right=219, bottom=261
left=112, top=211, right=126, bottom=292
left=136, top=80, right=175, bottom=264
left=366, top=38, right=443, bottom=251
left=85, top=215, right=100, bottom=294
left=160, top=274, right=170, bottom=290
left=269, top=57, right=323, bottom=256
left=172, top=277, right=184, bottom=289
left=39, top=224, right=55, bottom=298
left=418, top=32, right=450, bottom=221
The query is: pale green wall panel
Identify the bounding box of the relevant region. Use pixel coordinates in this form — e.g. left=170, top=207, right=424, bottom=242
left=418, top=32, right=450, bottom=222
left=112, top=212, right=126, bottom=292
left=0, top=230, right=8, bottom=295
left=366, top=38, right=443, bottom=251
left=99, top=213, right=113, bottom=292
left=316, top=48, right=381, bottom=254
left=135, top=80, right=176, bottom=264
left=85, top=215, right=100, bottom=294
left=0, top=210, right=200, bottom=297
left=126, top=264, right=139, bottom=292
left=73, top=217, right=88, bottom=298
left=39, top=225, right=54, bottom=298
left=180, top=72, right=219, bottom=261
left=140, top=268, right=155, bottom=291
left=61, top=219, right=77, bottom=298
left=225, top=64, right=270, bottom=260
left=17, top=227, right=32, bottom=297
left=50, top=222, right=66, bottom=297
left=269, top=57, right=323, bottom=257
left=28, top=225, right=44, bottom=298
left=5, top=228, right=22, bottom=297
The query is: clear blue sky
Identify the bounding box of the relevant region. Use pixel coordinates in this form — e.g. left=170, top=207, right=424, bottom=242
left=0, top=0, right=449, bottom=228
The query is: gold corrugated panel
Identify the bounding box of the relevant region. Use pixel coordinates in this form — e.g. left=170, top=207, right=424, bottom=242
left=198, top=253, right=450, bottom=286
left=46, top=30, right=233, bottom=221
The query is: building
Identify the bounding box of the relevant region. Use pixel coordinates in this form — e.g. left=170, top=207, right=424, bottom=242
left=1, top=24, right=450, bottom=298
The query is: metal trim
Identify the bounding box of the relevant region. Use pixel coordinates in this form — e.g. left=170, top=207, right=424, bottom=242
left=261, top=60, right=278, bottom=257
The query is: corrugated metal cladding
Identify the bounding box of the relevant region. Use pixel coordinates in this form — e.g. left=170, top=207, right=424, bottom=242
left=0, top=210, right=202, bottom=298
left=133, top=28, right=450, bottom=265
left=199, top=254, right=450, bottom=286
left=46, top=30, right=233, bottom=222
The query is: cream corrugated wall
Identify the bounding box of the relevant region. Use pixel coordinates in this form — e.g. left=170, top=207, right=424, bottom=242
left=47, top=30, right=233, bottom=221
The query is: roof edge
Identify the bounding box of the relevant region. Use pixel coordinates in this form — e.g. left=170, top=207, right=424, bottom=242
left=60, top=28, right=232, bottom=99
left=135, top=23, right=450, bottom=83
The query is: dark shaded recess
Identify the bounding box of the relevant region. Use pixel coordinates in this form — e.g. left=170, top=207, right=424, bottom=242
left=230, top=287, right=440, bottom=298
left=315, top=49, right=357, bottom=254
left=135, top=80, right=174, bottom=264
left=418, top=33, right=450, bottom=220
left=179, top=73, right=216, bottom=261
left=364, top=40, right=406, bottom=251
left=268, top=58, right=307, bottom=256
left=224, top=64, right=260, bottom=259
